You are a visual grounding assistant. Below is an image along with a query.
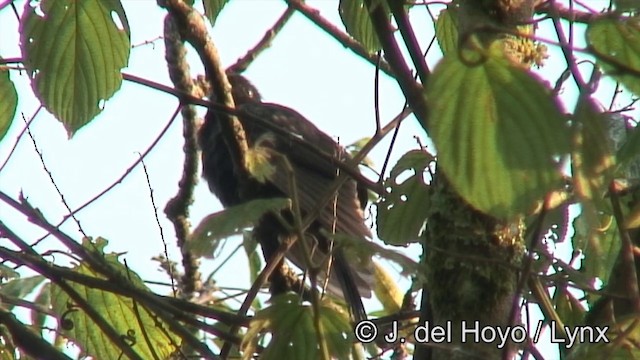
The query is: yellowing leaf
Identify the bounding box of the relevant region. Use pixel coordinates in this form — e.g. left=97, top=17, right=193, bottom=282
left=373, top=262, right=402, bottom=313
left=50, top=238, right=179, bottom=360
left=624, top=202, right=640, bottom=229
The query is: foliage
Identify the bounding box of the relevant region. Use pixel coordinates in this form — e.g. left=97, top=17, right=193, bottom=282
left=1, top=0, right=640, bottom=359
left=427, top=46, right=568, bottom=219
left=19, top=0, right=130, bottom=136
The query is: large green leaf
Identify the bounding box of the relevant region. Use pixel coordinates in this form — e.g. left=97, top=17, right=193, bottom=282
left=0, top=64, right=18, bottom=142
left=50, top=238, right=179, bottom=360
left=20, top=0, right=130, bottom=136
left=376, top=150, right=432, bottom=245
left=587, top=17, right=640, bottom=96
left=203, top=0, right=230, bottom=27
left=339, top=0, right=385, bottom=53
left=187, top=198, right=290, bottom=257
left=426, top=51, right=569, bottom=219
left=241, top=293, right=352, bottom=360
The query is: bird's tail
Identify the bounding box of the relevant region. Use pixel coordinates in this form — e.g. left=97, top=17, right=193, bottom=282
left=331, top=248, right=370, bottom=323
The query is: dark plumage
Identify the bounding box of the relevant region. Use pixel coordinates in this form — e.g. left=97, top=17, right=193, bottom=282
left=198, top=74, right=374, bottom=321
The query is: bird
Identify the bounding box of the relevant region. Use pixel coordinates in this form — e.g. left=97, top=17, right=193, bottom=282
left=198, top=73, right=374, bottom=321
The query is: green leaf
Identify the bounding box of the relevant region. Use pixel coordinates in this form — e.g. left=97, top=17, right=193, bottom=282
left=346, top=136, right=375, bottom=168
left=0, top=264, right=20, bottom=281
left=571, top=96, right=615, bottom=203
left=0, top=63, right=17, bottom=142
left=587, top=17, right=640, bottom=96
left=435, top=7, right=458, bottom=55
left=376, top=150, right=432, bottom=245
left=426, top=51, right=568, bottom=219
left=572, top=210, right=619, bottom=307
left=242, top=231, right=263, bottom=286
left=241, top=293, right=351, bottom=360
left=31, top=282, right=52, bottom=330
left=553, top=287, right=585, bottom=330
left=615, top=0, right=640, bottom=13
left=20, top=0, right=130, bottom=136
left=625, top=201, right=640, bottom=229
left=339, top=0, right=385, bottom=53
left=568, top=314, right=640, bottom=360
left=187, top=198, right=290, bottom=257
left=617, top=122, right=640, bottom=177
left=334, top=233, right=419, bottom=277
left=50, top=238, right=179, bottom=360
left=0, top=276, right=46, bottom=309
left=203, top=0, right=229, bottom=27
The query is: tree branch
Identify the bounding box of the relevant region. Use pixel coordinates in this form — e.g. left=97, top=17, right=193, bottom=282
left=284, top=0, right=395, bottom=77
left=159, top=0, right=250, bottom=189
left=163, top=13, right=201, bottom=298
left=365, top=0, right=429, bottom=129
left=227, top=8, right=295, bottom=74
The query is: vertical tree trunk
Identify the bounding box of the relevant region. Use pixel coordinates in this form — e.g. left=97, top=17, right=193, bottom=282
left=416, top=1, right=535, bottom=359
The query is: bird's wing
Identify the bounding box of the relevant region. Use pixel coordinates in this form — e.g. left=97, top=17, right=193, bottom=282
left=239, top=102, right=371, bottom=239
left=239, top=102, right=375, bottom=299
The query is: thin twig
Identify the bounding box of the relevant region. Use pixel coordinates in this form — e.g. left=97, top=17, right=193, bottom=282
left=0, top=192, right=247, bottom=327
left=122, top=72, right=385, bottom=195
left=0, top=225, right=146, bottom=360
left=0, top=226, right=244, bottom=349
left=504, top=194, right=551, bottom=360
left=124, top=259, right=163, bottom=360
left=139, top=153, right=176, bottom=296
left=535, top=0, right=599, bottom=23
left=54, top=105, right=182, bottom=229
left=548, top=0, right=588, bottom=92
left=161, top=0, right=249, bottom=187
left=22, top=113, right=87, bottom=237
left=389, top=0, right=430, bottom=84
left=227, top=8, right=295, bottom=74
left=284, top=0, right=395, bottom=77
left=364, top=0, right=429, bottom=128
left=0, top=106, right=41, bottom=173
left=283, top=155, right=331, bottom=360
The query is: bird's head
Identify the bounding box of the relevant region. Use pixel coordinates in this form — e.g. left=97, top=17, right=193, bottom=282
left=227, top=73, right=262, bottom=105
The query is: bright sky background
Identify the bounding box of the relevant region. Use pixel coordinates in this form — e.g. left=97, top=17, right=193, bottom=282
left=0, top=0, right=633, bottom=358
